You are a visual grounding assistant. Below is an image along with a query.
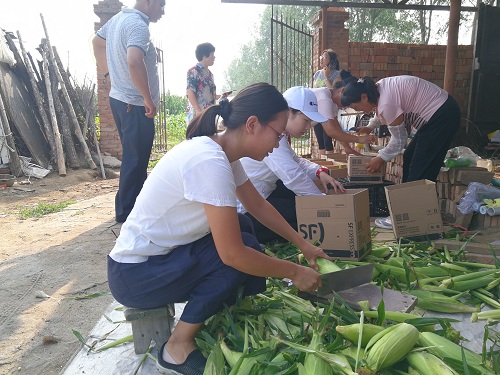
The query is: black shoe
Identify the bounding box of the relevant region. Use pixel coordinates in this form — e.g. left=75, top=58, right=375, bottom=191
left=156, top=342, right=206, bottom=375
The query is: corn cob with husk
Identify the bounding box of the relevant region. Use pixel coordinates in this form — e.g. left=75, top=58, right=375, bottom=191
left=439, top=270, right=499, bottom=291
left=406, top=351, right=459, bottom=375
left=336, top=323, right=385, bottom=347
left=358, top=323, right=419, bottom=374
left=315, top=257, right=342, bottom=273
left=471, top=308, right=500, bottom=322
left=370, top=245, right=392, bottom=259
left=301, top=330, right=334, bottom=375
left=408, top=289, right=479, bottom=313
left=417, top=332, right=492, bottom=374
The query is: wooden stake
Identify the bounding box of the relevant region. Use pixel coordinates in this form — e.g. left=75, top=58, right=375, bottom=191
left=42, top=49, right=67, bottom=176
left=40, top=13, right=96, bottom=170
left=47, top=54, right=79, bottom=170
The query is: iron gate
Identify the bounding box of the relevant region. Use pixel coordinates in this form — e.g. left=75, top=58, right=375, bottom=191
left=270, top=8, right=314, bottom=156
left=153, top=46, right=168, bottom=153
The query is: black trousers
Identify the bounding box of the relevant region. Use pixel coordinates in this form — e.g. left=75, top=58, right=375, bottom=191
left=403, top=95, right=461, bottom=183
left=110, top=98, right=155, bottom=222
left=313, top=123, right=333, bottom=151
left=246, top=180, right=297, bottom=243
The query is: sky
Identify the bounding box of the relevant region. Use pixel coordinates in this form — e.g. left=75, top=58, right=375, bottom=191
left=0, top=0, right=266, bottom=96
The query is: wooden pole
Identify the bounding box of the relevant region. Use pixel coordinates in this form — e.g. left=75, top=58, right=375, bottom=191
left=53, top=47, right=84, bottom=128
left=42, top=49, right=67, bottom=176
left=40, top=13, right=97, bottom=170
left=0, top=82, right=23, bottom=177
left=47, top=54, right=80, bottom=170
left=84, top=83, right=105, bottom=179
left=444, top=0, right=460, bottom=95
left=16, top=31, right=60, bottom=167
left=82, top=83, right=95, bottom=141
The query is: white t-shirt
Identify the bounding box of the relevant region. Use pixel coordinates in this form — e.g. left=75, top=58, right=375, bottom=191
left=110, top=136, right=248, bottom=263
left=376, top=75, right=448, bottom=132
left=312, top=87, right=338, bottom=121
left=238, top=138, right=323, bottom=214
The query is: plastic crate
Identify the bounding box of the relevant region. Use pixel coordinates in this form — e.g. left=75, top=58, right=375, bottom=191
left=339, top=179, right=395, bottom=217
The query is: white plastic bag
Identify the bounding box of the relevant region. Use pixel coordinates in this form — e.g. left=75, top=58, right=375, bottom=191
left=19, top=156, right=50, bottom=179
left=457, top=182, right=500, bottom=215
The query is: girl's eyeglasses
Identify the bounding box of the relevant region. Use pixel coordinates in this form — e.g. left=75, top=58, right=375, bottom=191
left=267, top=125, right=285, bottom=141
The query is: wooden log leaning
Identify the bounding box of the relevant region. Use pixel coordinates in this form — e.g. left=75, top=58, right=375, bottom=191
left=85, top=83, right=106, bottom=179
left=53, top=46, right=85, bottom=133
left=40, top=13, right=96, bottom=170
left=0, top=82, right=23, bottom=177
left=16, top=31, right=65, bottom=175
left=46, top=55, right=79, bottom=170
left=42, top=48, right=78, bottom=169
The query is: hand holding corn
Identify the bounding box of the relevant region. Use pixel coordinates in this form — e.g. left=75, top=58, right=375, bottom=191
left=289, top=264, right=322, bottom=292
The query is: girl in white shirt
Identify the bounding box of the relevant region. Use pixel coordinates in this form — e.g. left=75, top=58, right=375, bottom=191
left=108, top=83, right=329, bottom=375
left=240, top=86, right=345, bottom=242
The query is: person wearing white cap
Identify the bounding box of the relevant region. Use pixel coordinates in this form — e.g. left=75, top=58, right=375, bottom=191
left=239, top=86, right=345, bottom=243
left=312, top=71, right=376, bottom=154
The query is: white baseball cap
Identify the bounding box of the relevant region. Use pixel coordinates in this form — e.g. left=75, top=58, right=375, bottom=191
left=283, top=86, right=327, bottom=123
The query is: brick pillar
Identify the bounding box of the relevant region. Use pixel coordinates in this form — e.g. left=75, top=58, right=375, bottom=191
left=94, top=0, right=123, bottom=159
left=311, top=8, right=349, bottom=158
left=312, top=8, right=350, bottom=72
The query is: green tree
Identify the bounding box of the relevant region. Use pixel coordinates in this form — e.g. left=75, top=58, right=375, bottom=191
left=161, top=91, right=187, bottom=116
left=225, top=5, right=318, bottom=91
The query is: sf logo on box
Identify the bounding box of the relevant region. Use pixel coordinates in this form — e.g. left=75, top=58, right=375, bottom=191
left=298, top=223, right=325, bottom=245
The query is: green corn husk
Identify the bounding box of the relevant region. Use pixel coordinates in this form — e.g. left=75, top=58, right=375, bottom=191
left=362, top=310, right=421, bottom=323
left=316, top=257, right=342, bottom=274
left=220, top=340, right=242, bottom=369
left=439, top=270, right=499, bottom=291
left=336, top=323, right=385, bottom=347
left=303, top=330, right=334, bottom=375
left=417, top=332, right=491, bottom=374
left=408, top=289, right=479, bottom=313
left=414, top=265, right=451, bottom=278
left=364, top=323, right=419, bottom=372
left=374, top=264, right=419, bottom=282
left=370, top=246, right=392, bottom=259
left=204, top=343, right=226, bottom=374
left=471, top=309, right=500, bottom=322
left=407, top=351, right=459, bottom=375
left=341, top=346, right=365, bottom=361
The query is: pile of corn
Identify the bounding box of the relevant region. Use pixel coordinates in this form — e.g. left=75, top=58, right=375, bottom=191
left=197, top=239, right=500, bottom=374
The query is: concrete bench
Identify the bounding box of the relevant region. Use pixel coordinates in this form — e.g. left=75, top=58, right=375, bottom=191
left=123, top=304, right=175, bottom=354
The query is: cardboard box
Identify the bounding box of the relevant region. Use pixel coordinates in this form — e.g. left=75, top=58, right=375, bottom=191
left=327, top=165, right=348, bottom=179
left=385, top=180, right=443, bottom=239
left=295, top=189, right=372, bottom=260
left=347, top=155, right=384, bottom=183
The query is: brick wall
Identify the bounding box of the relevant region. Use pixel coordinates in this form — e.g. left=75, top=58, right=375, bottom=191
left=310, top=8, right=474, bottom=170
left=94, top=0, right=123, bottom=159
left=312, top=8, right=473, bottom=114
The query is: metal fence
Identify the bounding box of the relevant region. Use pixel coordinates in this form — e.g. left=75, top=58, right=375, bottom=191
left=153, top=47, right=168, bottom=153
left=270, top=10, right=314, bottom=157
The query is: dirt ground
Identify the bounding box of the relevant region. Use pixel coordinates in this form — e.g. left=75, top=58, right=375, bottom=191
left=0, top=169, right=120, bottom=375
